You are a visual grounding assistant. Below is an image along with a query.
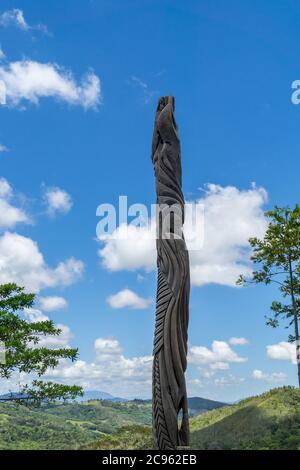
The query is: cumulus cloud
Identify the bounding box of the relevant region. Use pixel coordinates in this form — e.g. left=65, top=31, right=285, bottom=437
left=187, top=378, right=205, bottom=395
left=188, top=340, right=247, bottom=376
left=187, top=184, right=267, bottom=286
left=267, top=342, right=297, bottom=365
left=0, top=178, right=11, bottom=197
left=107, top=289, right=152, bottom=310
left=41, top=337, right=248, bottom=398
left=0, top=9, right=48, bottom=34
left=39, top=296, right=68, bottom=312
left=39, top=324, right=73, bottom=348
left=24, top=307, right=72, bottom=348
left=45, top=337, right=153, bottom=398
left=229, top=337, right=249, bottom=346
left=0, top=144, right=8, bottom=152
left=98, top=184, right=267, bottom=287
left=44, top=187, right=72, bottom=216
left=0, top=178, right=29, bottom=228
left=24, top=307, right=49, bottom=323
left=0, top=61, right=101, bottom=109
left=252, top=369, right=287, bottom=383
left=214, top=374, right=245, bottom=387
left=99, top=223, right=156, bottom=272
left=0, top=232, right=84, bottom=293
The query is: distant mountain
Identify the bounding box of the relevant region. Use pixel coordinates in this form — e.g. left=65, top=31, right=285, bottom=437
left=188, top=396, right=227, bottom=416
left=128, top=396, right=227, bottom=415
left=0, top=392, right=31, bottom=402
left=76, top=390, right=128, bottom=402
left=0, top=390, right=226, bottom=410
left=0, top=390, right=127, bottom=403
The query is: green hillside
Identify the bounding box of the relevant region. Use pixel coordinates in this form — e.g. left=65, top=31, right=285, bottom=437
left=0, top=387, right=299, bottom=450
left=0, top=399, right=152, bottom=450
left=0, top=395, right=223, bottom=450
left=190, top=386, right=300, bottom=450
left=83, top=387, right=300, bottom=450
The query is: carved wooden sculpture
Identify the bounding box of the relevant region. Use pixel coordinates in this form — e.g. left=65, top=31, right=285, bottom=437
left=151, top=96, right=190, bottom=449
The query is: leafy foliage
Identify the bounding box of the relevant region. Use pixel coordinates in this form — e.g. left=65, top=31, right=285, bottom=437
left=0, top=283, right=82, bottom=403
left=237, top=206, right=300, bottom=386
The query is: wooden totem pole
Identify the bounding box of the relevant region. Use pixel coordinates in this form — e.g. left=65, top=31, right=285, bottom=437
left=151, top=96, right=190, bottom=450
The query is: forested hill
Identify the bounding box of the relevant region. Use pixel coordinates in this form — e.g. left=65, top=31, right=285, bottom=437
left=0, top=394, right=225, bottom=450
left=84, top=387, right=300, bottom=450
left=190, top=386, right=300, bottom=450
left=1, top=387, right=298, bottom=450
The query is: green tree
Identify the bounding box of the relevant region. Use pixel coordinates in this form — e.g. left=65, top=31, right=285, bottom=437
left=0, top=283, right=83, bottom=403
left=237, top=206, right=300, bottom=388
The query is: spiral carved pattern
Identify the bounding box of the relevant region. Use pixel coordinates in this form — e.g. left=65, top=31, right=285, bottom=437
left=151, top=96, right=190, bottom=450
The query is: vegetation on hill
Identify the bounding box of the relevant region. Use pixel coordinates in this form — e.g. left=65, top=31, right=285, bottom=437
left=0, top=387, right=298, bottom=450
left=81, top=387, right=300, bottom=450
left=0, top=399, right=152, bottom=450
left=190, top=386, right=300, bottom=450
left=82, top=425, right=153, bottom=450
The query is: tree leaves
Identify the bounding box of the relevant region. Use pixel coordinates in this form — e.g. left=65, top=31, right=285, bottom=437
left=0, top=283, right=82, bottom=403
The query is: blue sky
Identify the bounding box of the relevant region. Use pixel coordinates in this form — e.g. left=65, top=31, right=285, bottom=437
left=1, top=0, right=300, bottom=401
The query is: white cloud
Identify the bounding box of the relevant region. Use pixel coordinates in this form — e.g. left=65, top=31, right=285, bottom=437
left=44, top=187, right=72, bottom=216
left=252, top=369, right=287, bottom=383
left=0, top=178, right=29, bottom=228
left=0, top=144, right=8, bottom=152
left=0, top=232, right=84, bottom=293
left=210, top=361, right=230, bottom=370
left=187, top=378, right=205, bottom=395
left=94, top=338, right=123, bottom=356
left=214, top=374, right=245, bottom=387
left=39, top=324, right=73, bottom=348
left=188, top=184, right=267, bottom=287
left=24, top=307, right=49, bottom=323
left=39, top=296, right=68, bottom=312
left=107, top=288, right=152, bottom=310
left=24, top=307, right=72, bottom=348
left=45, top=337, right=153, bottom=398
left=267, top=341, right=297, bottom=365
left=54, top=258, right=84, bottom=285
left=0, top=47, right=5, bottom=60
left=0, top=178, right=11, bottom=197
left=0, top=61, right=101, bottom=109
left=188, top=340, right=247, bottom=375
left=99, top=223, right=156, bottom=272
left=98, top=184, right=267, bottom=287
left=0, top=9, right=48, bottom=34
left=229, top=337, right=249, bottom=346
